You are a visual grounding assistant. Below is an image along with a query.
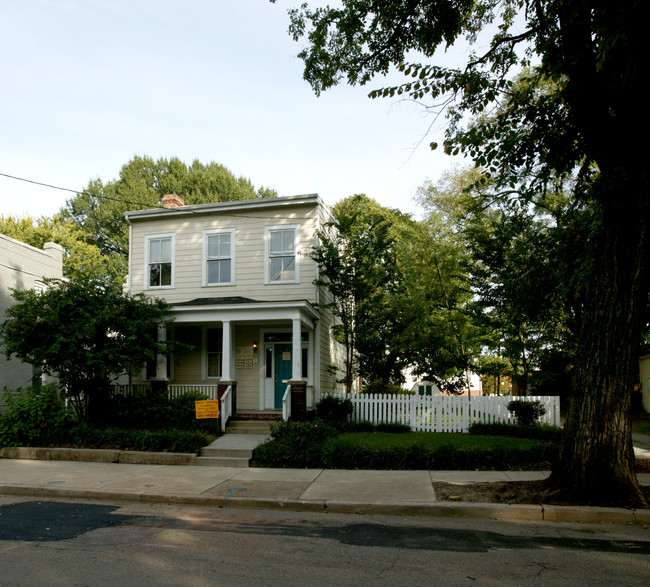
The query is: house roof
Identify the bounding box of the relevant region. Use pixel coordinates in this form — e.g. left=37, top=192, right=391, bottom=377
left=124, top=193, right=326, bottom=221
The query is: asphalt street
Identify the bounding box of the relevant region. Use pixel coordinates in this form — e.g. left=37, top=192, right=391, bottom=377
left=0, top=496, right=648, bottom=586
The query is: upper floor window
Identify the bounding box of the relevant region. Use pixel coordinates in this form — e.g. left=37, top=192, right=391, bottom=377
left=265, top=225, right=299, bottom=283
left=145, top=233, right=174, bottom=289
left=203, top=229, right=235, bottom=286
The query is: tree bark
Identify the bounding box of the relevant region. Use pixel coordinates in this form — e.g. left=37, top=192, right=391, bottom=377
left=549, top=185, right=649, bottom=506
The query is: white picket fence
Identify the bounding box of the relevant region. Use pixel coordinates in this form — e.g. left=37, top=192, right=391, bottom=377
left=336, top=394, right=560, bottom=432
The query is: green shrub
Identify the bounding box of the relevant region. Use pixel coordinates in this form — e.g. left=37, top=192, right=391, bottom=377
left=336, top=420, right=377, bottom=433
left=106, top=390, right=212, bottom=431
left=375, top=422, right=411, bottom=434
left=362, top=380, right=409, bottom=395
left=507, top=400, right=547, bottom=426
left=251, top=420, right=339, bottom=468
left=56, top=423, right=214, bottom=454
left=0, top=384, right=72, bottom=447
left=468, top=422, right=562, bottom=442
left=315, top=395, right=353, bottom=423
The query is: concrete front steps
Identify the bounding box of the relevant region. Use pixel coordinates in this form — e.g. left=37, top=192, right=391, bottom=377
left=225, top=419, right=275, bottom=435
left=196, top=434, right=270, bottom=467
left=195, top=414, right=280, bottom=467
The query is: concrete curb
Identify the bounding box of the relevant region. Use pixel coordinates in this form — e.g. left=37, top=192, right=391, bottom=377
left=0, top=483, right=648, bottom=525
left=0, top=447, right=196, bottom=466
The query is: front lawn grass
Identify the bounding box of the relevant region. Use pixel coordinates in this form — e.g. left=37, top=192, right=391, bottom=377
left=333, top=431, right=546, bottom=451
left=324, top=432, right=556, bottom=471
left=251, top=420, right=558, bottom=471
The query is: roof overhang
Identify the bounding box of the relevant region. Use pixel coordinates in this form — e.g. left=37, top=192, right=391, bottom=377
left=124, top=194, right=322, bottom=222
left=166, top=298, right=319, bottom=330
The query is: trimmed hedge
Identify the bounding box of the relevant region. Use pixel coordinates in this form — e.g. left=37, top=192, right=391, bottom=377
left=252, top=420, right=558, bottom=470
left=0, top=385, right=217, bottom=454
left=468, top=422, right=563, bottom=443
left=56, top=424, right=214, bottom=454
left=323, top=435, right=557, bottom=470
left=250, top=420, right=340, bottom=468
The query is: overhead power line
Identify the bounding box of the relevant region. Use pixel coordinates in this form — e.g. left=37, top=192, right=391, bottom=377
left=0, top=171, right=163, bottom=209
left=0, top=171, right=313, bottom=220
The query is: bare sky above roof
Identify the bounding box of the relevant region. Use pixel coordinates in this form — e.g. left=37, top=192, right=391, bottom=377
left=1, top=0, right=468, bottom=219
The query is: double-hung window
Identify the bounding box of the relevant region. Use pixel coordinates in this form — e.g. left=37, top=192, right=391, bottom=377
left=203, top=229, right=235, bottom=286
left=146, top=233, right=174, bottom=288
left=265, top=225, right=299, bottom=283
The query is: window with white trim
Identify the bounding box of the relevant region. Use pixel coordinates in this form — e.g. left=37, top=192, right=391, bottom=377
left=203, top=229, right=234, bottom=286
left=265, top=225, right=299, bottom=283
left=145, top=233, right=174, bottom=288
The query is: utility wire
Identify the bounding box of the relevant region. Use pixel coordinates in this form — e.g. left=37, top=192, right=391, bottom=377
left=0, top=171, right=314, bottom=219
left=0, top=171, right=164, bottom=209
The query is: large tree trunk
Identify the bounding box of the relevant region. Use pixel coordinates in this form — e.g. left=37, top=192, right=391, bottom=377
left=549, top=187, right=649, bottom=506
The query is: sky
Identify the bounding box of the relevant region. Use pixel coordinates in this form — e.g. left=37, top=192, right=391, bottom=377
left=1, top=0, right=468, bottom=220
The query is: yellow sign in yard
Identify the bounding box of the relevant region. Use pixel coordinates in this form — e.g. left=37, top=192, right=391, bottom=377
left=195, top=400, right=220, bottom=419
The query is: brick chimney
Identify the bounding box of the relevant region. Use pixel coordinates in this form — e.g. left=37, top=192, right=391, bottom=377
left=162, top=194, right=185, bottom=208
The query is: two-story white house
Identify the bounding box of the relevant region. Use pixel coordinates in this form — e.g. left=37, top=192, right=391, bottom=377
left=124, top=193, right=345, bottom=419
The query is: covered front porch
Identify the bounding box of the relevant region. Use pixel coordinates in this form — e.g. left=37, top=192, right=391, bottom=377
left=141, top=297, right=320, bottom=424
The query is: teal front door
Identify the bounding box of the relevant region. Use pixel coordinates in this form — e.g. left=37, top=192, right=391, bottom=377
left=274, top=344, right=292, bottom=409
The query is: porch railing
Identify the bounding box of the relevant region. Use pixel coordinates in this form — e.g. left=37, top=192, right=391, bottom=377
left=109, top=383, right=152, bottom=398
left=167, top=384, right=219, bottom=400
left=282, top=385, right=291, bottom=421
left=220, top=385, right=233, bottom=433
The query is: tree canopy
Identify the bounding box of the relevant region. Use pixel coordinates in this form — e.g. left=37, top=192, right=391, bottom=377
left=0, top=215, right=123, bottom=284
left=315, top=193, right=479, bottom=393
left=284, top=0, right=650, bottom=505
left=0, top=278, right=170, bottom=420
left=62, top=156, right=277, bottom=279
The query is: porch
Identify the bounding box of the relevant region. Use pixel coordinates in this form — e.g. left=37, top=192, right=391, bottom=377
left=111, top=382, right=314, bottom=432
left=123, top=297, right=326, bottom=428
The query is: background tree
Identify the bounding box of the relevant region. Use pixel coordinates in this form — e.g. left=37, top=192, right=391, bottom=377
left=314, top=195, right=408, bottom=392
left=284, top=0, right=650, bottom=505
left=0, top=215, right=122, bottom=284
left=62, top=155, right=277, bottom=280
left=0, top=278, right=170, bottom=421
left=418, top=167, right=576, bottom=395
left=398, top=207, right=482, bottom=394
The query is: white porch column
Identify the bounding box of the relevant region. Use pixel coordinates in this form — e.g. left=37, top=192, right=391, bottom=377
left=221, top=320, right=232, bottom=381
left=156, top=325, right=168, bottom=380
left=292, top=318, right=302, bottom=381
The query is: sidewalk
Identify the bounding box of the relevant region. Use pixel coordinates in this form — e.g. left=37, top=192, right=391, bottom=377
left=0, top=456, right=648, bottom=525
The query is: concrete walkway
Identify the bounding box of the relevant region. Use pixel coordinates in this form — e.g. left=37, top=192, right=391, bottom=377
left=0, top=457, right=649, bottom=525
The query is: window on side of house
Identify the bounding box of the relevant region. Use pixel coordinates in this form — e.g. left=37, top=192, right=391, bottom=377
left=206, top=328, right=223, bottom=378
left=265, top=225, right=299, bottom=283
left=146, top=233, right=174, bottom=288
left=203, top=229, right=235, bottom=286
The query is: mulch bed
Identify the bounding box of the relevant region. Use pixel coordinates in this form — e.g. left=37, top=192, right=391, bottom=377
left=433, top=460, right=650, bottom=508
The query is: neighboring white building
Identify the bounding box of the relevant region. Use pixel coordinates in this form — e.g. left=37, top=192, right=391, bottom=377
left=409, top=373, right=483, bottom=397
left=124, top=194, right=346, bottom=415
left=0, top=234, right=63, bottom=402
